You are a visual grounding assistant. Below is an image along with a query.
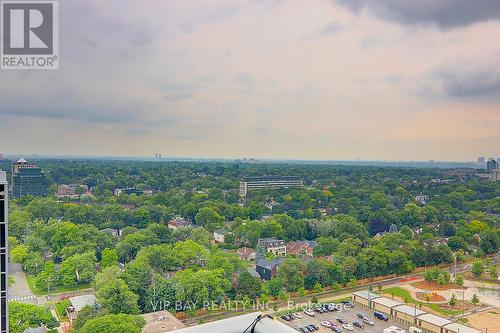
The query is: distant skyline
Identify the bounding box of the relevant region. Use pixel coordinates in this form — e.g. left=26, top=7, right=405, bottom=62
left=1, top=0, right=499, bottom=160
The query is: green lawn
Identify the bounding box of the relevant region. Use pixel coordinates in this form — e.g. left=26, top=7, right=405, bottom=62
left=26, top=275, right=92, bottom=296
left=55, top=299, right=71, bottom=320
left=382, top=287, right=461, bottom=316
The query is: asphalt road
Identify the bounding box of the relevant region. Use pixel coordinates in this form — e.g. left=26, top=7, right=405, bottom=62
left=280, top=304, right=407, bottom=333
left=7, top=262, right=37, bottom=304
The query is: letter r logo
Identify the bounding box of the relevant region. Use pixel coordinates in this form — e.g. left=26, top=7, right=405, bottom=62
left=2, top=2, right=53, bottom=54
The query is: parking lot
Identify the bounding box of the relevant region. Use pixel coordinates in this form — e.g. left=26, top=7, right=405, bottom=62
left=279, top=303, right=408, bottom=333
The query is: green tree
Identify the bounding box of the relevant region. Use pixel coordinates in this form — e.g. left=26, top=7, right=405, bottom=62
left=489, top=265, right=498, bottom=280
left=313, top=282, right=323, bottom=293
left=471, top=294, right=480, bottom=308
left=479, top=230, right=498, bottom=254
left=78, top=314, right=145, bottom=333
left=449, top=293, right=457, bottom=308
left=9, top=302, right=59, bottom=333
left=471, top=260, right=484, bottom=278
left=175, top=269, right=231, bottom=306
left=10, top=245, right=29, bottom=263
left=267, top=277, right=282, bottom=297
left=237, top=271, right=262, bottom=299
left=278, top=258, right=306, bottom=292
left=59, top=252, right=97, bottom=286
left=73, top=305, right=100, bottom=331
left=455, top=274, right=464, bottom=286
left=96, top=279, right=140, bottom=314
left=35, top=260, right=57, bottom=292
left=101, top=248, right=119, bottom=269
left=144, top=277, right=176, bottom=313
left=195, top=207, right=224, bottom=231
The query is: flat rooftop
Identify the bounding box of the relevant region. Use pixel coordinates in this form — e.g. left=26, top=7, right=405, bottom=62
left=352, top=290, right=381, bottom=300
left=372, top=297, right=401, bottom=308
left=418, top=313, right=452, bottom=326
left=444, top=322, right=482, bottom=333
left=393, top=304, right=426, bottom=317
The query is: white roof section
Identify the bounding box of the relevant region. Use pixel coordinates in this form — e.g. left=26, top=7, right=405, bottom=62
left=444, top=323, right=482, bottom=333
left=372, top=297, right=401, bottom=308
left=353, top=290, right=381, bottom=300
left=393, top=304, right=426, bottom=316
left=175, top=312, right=297, bottom=333
left=17, top=158, right=27, bottom=163
left=418, top=313, right=452, bottom=326
left=69, top=294, right=98, bottom=312
left=0, top=171, right=5, bottom=183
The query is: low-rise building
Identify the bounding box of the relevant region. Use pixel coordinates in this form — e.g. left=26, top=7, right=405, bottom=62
left=417, top=313, right=452, bottom=333
left=257, top=238, right=286, bottom=257
left=101, top=228, right=122, bottom=237
left=490, top=169, right=500, bottom=181
left=67, top=295, right=98, bottom=320
left=443, top=323, right=482, bottom=333
left=214, top=229, right=230, bottom=243
left=167, top=218, right=193, bottom=230
left=352, top=290, right=380, bottom=309
left=371, top=297, right=401, bottom=316
left=114, top=188, right=146, bottom=196
left=255, top=257, right=284, bottom=280
left=141, top=310, right=186, bottom=333
left=56, top=184, right=90, bottom=198
left=414, top=194, right=429, bottom=205
left=237, top=247, right=256, bottom=261
left=286, top=240, right=316, bottom=256
left=392, top=304, right=426, bottom=326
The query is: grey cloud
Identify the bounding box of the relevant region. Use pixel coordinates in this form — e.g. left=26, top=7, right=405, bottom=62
left=335, top=0, right=500, bottom=28
left=436, top=67, right=500, bottom=99
left=420, top=63, right=500, bottom=100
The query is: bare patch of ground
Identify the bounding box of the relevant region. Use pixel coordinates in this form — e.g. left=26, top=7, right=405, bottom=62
left=467, top=309, right=500, bottom=333
left=411, top=281, right=466, bottom=291
left=415, top=292, right=446, bottom=302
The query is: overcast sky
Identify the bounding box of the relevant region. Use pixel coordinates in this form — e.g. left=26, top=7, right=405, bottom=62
left=1, top=0, right=499, bottom=161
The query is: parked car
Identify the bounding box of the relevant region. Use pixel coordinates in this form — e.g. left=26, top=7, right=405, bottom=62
left=331, top=327, right=342, bottom=333
left=356, top=313, right=365, bottom=319
left=353, top=321, right=364, bottom=329
left=362, top=318, right=375, bottom=326
left=307, top=324, right=319, bottom=331
left=337, top=318, right=348, bottom=324
left=304, top=309, right=315, bottom=317
left=294, top=312, right=304, bottom=319
left=321, top=321, right=332, bottom=328
left=342, top=324, right=354, bottom=331
left=281, top=315, right=290, bottom=321
left=374, top=311, right=389, bottom=321
left=298, top=328, right=308, bottom=333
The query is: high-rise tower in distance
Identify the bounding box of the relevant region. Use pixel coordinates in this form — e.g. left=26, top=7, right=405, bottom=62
left=0, top=171, right=8, bottom=333
left=11, top=158, right=48, bottom=198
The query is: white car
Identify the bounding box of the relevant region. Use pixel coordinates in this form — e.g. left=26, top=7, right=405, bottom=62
left=343, top=324, right=354, bottom=331
left=363, top=318, right=375, bottom=326
left=293, top=312, right=303, bottom=319
left=321, top=321, right=332, bottom=328
left=304, top=309, right=315, bottom=317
